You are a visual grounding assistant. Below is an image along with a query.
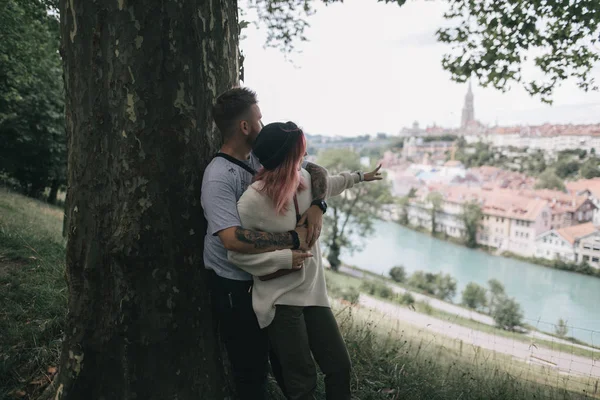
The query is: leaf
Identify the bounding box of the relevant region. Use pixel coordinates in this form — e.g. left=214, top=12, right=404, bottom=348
left=13, top=390, right=26, bottom=398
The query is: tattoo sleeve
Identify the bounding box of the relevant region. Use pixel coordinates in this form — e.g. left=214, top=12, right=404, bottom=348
left=304, top=162, right=328, bottom=201
left=235, top=227, right=293, bottom=250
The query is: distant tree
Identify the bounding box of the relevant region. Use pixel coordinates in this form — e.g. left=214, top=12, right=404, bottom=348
left=461, top=201, right=482, bottom=248
left=580, top=159, right=600, bottom=179
left=492, top=297, right=524, bottom=331
left=535, top=169, right=566, bottom=191
left=426, top=192, right=443, bottom=234
left=554, top=159, right=581, bottom=179
left=434, top=273, right=457, bottom=302
left=488, top=278, right=506, bottom=312
left=317, top=148, right=392, bottom=271
left=408, top=271, right=437, bottom=295
left=0, top=0, right=65, bottom=199
left=555, top=318, right=569, bottom=338
left=397, top=196, right=410, bottom=225
left=461, top=282, right=488, bottom=311
left=389, top=265, right=407, bottom=283
left=408, top=271, right=456, bottom=301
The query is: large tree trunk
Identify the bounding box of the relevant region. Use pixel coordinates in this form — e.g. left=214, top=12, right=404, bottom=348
left=49, top=0, right=240, bottom=398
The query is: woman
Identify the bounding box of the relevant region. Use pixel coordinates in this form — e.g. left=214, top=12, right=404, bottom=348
left=228, top=121, right=382, bottom=400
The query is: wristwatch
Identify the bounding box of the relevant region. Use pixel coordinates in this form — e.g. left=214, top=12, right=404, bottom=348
left=311, top=199, right=328, bottom=214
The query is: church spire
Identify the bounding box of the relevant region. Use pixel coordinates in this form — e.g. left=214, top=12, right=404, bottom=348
left=461, top=80, right=475, bottom=128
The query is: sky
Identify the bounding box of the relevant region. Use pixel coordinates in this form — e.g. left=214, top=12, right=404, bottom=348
left=239, top=0, right=600, bottom=137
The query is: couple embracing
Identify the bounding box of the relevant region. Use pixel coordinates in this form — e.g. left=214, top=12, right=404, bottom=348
left=201, top=87, right=382, bottom=400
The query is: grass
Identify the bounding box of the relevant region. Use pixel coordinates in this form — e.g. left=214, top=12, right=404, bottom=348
left=2, top=188, right=599, bottom=399
left=0, top=189, right=67, bottom=399
left=269, top=301, right=600, bottom=399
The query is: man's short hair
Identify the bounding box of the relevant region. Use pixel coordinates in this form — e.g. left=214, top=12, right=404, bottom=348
left=212, top=87, right=258, bottom=137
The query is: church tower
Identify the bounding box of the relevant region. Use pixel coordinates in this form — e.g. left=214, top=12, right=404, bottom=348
left=461, top=81, right=475, bottom=128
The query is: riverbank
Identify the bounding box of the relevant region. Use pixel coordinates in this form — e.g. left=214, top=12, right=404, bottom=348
left=395, top=219, right=600, bottom=279
left=327, top=265, right=600, bottom=356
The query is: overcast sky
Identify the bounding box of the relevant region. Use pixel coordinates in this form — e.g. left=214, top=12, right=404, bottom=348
left=240, top=0, right=600, bottom=137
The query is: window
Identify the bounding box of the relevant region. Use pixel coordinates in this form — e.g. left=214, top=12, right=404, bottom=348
left=593, top=257, right=599, bottom=263
left=584, top=255, right=590, bottom=261
left=584, top=245, right=591, bottom=250
left=594, top=246, right=600, bottom=251
left=543, top=238, right=547, bottom=243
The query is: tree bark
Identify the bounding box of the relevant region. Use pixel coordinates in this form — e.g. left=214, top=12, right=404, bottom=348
left=50, top=0, right=239, bottom=398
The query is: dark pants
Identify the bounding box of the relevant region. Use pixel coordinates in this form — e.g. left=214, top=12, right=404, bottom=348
left=268, top=305, right=352, bottom=400
left=210, top=272, right=270, bottom=400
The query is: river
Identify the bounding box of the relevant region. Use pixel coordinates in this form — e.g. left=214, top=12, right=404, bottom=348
left=341, top=220, right=600, bottom=345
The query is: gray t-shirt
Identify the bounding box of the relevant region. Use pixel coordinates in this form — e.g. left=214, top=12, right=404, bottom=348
left=201, top=153, right=262, bottom=281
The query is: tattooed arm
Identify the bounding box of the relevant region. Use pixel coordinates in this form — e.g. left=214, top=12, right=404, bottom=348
left=217, top=226, right=309, bottom=254
left=304, top=161, right=328, bottom=201
left=300, top=161, right=329, bottom=246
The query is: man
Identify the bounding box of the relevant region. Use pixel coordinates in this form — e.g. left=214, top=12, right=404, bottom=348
left=201, top=87, right=330, bottom=399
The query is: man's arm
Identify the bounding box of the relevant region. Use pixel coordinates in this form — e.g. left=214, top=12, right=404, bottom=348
left=218, top=226, right=308, bottom=254
left=202, top=176, right=309, bottom=255
left=301, top=161, right=329, bottom=247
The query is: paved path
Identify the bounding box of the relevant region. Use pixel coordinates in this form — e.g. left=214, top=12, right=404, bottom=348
left=359, top=295, right=600, bottom=378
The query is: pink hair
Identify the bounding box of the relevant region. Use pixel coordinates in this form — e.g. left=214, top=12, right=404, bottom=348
left=254, top=131, right=308, bottom=215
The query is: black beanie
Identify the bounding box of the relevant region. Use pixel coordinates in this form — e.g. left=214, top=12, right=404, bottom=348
left=253, top=122, right=303, bottom=170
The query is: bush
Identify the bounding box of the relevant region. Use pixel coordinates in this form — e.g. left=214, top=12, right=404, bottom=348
left=462, top=282, right=488, bottom=311
left=341, top=288, right=360, bottom=305
left=408, top=271, right=436, bottom=295
left=555, top=318, right=569, bottom=338
left=419, top=301, right=434, bottom=315
left=360, top=280, right=393, bottom=299
left=434, top=273, right=457, bottom=302
left=360, top=280, right=378, bottom=296
left=492, top=297, right=523, bottom=331
left=389, top=265, right=407, bottom=283
left=408, top=271, right=456, bottom=301
left=397, top=292, right=415, bottom=306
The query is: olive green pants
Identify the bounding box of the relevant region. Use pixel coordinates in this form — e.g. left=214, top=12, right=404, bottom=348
left=267, top=305, right=352, bottom=400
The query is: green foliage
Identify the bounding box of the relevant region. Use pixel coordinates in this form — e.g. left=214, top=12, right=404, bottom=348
left=434, top=273, right=457, bottom=302
left=408, top=271, right=456, bottom=302
left=535, top=169, right=566, bottom=191
left=461, top=201, right=482, bottom=248
left=426, top=192, right=443, bottom=234
left=397, top=195, right=410, bottom=225
left=422, top=134, right=457, bottom=143
left=389, top=265, right=407, bottom=283
left=408, top=271, right=437, bottom=295
left=488, top=278, right=506, bottom=309
left=360, top=280, right=392, bottom=299
left=555, top=318, right=569, bottom=338
left=554, top=159, right=580, bottom=179
left=436, top=0, right=600, bottom=103
left=0, top=0, right=65, bottom=199
left=254, top=0, right=600, bottom=102
left=580, top=158, right=600, bottom=179
left=397, top=292, right=415, bottom=306
left=461, top=282, right=488, bottom=311
left=316, top=149, right=392, bottom=270
left=492, top=297, right=524, bottom=331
